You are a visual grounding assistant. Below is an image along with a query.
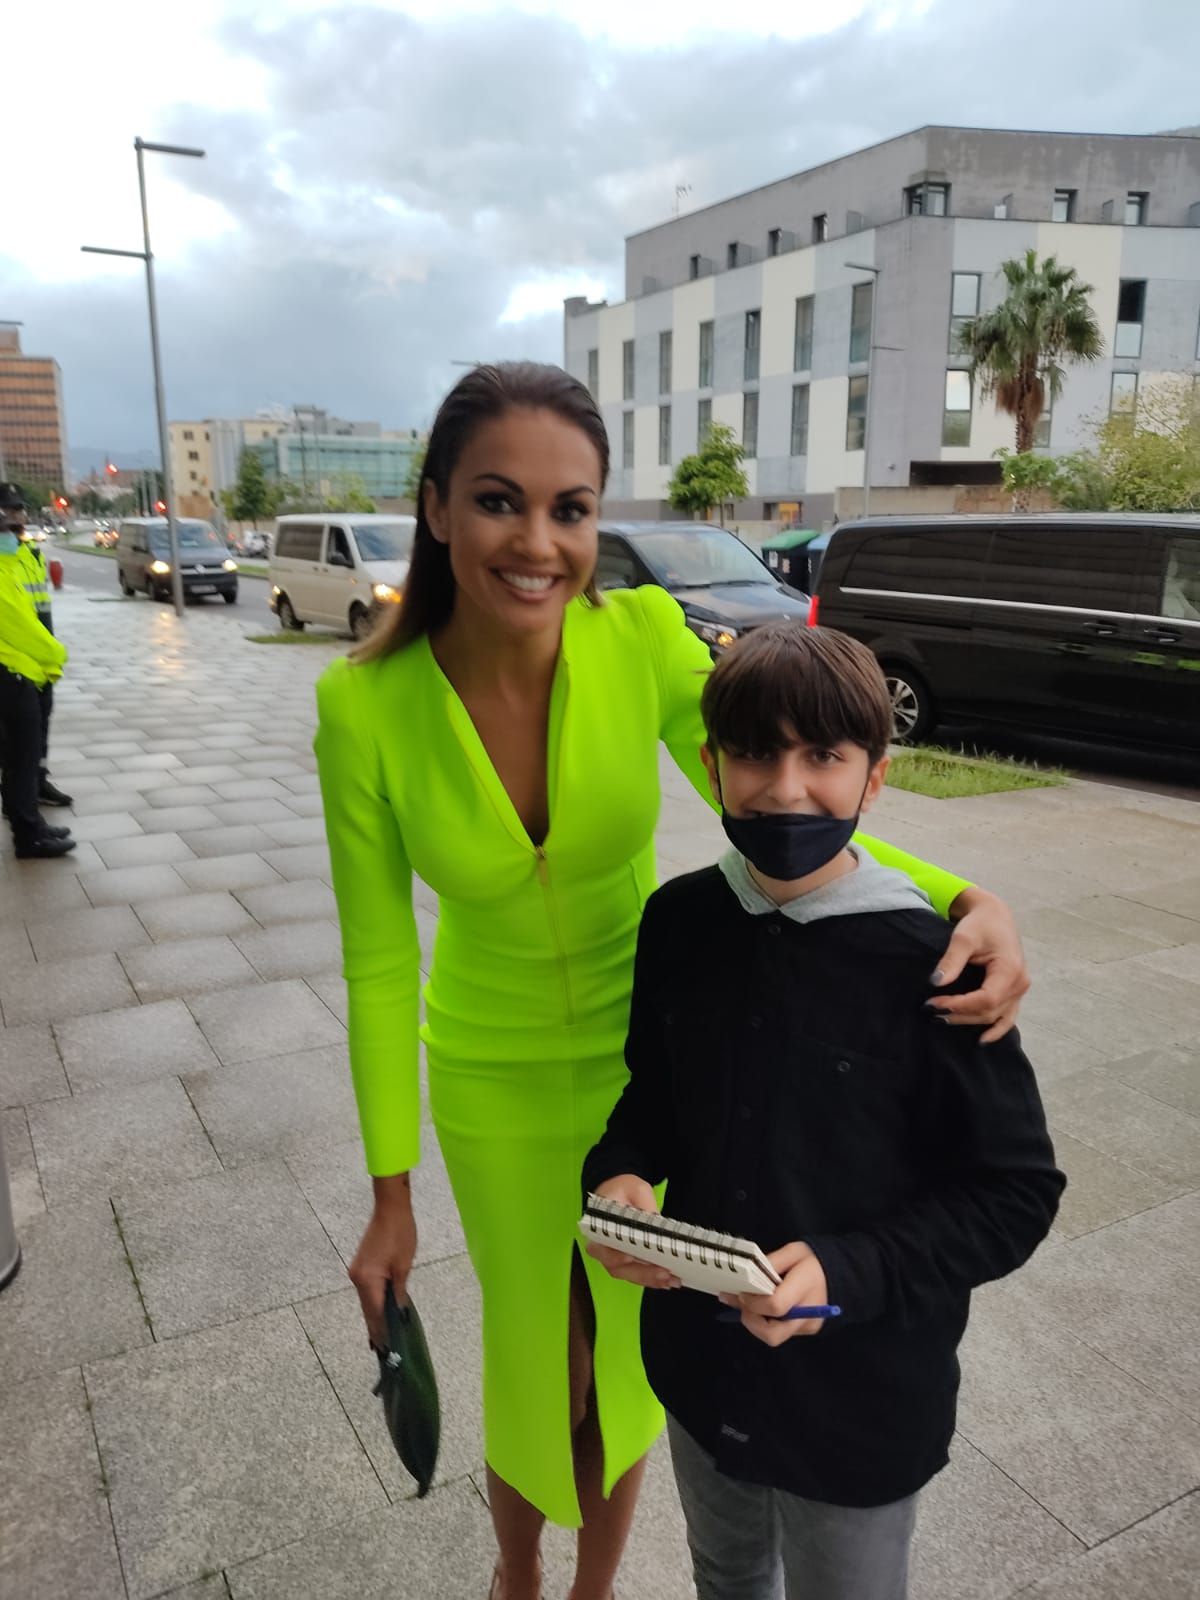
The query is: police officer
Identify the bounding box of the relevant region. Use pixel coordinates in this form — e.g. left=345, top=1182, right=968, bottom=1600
left=15, top=502, right=72, bottom=807
left=0, top=484, right=74, bottom=859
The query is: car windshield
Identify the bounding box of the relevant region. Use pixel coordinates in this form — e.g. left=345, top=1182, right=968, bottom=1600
left=351, top=522, right=414, bottom=562
left=149, top=521, right=225, bottom=553
left=635, top=529, right=772, bottom=589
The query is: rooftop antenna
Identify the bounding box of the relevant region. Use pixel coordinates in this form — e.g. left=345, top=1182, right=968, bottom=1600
left=673, top=184, right=692, bottom=217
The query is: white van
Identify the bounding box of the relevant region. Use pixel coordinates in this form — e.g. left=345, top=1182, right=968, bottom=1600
left=269, top=513, right=416, bottom=638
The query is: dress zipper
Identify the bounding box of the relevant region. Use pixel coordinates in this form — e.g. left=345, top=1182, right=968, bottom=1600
left=536, top=845, right=576, bottom=1025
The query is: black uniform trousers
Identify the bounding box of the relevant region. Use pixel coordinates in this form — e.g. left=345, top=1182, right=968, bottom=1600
left=0, top=668, right=45, bottom=848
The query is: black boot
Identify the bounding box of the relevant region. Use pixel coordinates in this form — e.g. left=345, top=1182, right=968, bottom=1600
left=39, top=823, right=72, bottom=840
left=15, top=834, right=77, bottom=859
left=38, top=775, right=73, bottom=806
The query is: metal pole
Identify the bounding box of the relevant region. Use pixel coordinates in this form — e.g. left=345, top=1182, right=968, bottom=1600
left=135, top=139, right=185, bottom=618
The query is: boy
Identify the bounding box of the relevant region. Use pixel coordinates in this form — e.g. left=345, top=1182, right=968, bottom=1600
left=583, top=623, right=1063, bottom=1600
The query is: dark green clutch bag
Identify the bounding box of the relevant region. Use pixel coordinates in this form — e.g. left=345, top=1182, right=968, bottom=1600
left=371, top=1283, right=441, bottom=1497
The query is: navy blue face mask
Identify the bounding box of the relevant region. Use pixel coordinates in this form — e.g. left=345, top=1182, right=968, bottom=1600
left=718, top=772, right=868, bottom=882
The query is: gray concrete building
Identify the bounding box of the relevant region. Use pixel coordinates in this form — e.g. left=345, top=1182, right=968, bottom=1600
left=564, top=126, right=1200, bottom=523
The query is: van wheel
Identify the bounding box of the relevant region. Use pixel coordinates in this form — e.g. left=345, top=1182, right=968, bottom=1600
left=120, top=573, right=135, bottom=596
left=349, top=603, right=372, bottom=641
left=223, top=589, right=237, bottom=605
left=278, top=595, right=304, bottom=631
left=882, top=664, right=936, bottom=744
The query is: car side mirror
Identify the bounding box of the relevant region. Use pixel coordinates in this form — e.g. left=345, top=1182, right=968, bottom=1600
left=328, top=551, right=351, bottom=568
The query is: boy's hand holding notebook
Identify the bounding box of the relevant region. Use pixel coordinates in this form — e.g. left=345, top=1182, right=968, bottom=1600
left=582, top=1177, right=684, bottom=1291
left=580, top=1187, right=783, bottom=1297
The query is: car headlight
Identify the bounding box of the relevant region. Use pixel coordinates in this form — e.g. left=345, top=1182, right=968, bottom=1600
left=372, top=582, right=401, bottom=603
left=223, top=559, right=238, bottom=572
left=695, top=622, right=739, bottom=650
left=149, top=559, right=171, bottom=575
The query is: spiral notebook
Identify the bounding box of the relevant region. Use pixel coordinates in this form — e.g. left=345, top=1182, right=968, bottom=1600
left=579, top=1194, right=782, bottom=1297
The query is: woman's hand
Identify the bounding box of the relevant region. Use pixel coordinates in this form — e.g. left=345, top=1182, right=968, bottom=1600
left=929, top=887, right=1031, bottom=1044
left=720, top=1241, right=829, bottom=1346
left=349, top=1174, right=418, bottom=1349
left=585, top=1174, right=682, bottom=1291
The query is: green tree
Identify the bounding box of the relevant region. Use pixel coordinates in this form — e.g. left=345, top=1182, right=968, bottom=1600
left=403, top=440, right=427, bottom=503
left=324, top=474, right=376, bottom=513
left=1095, top=376, right=1200, bottom=510
left=959, top=250, right=1104, bottom=507
left=667, top=422, right=749, bottom=524
left=229, top=448, right=275, bottom=527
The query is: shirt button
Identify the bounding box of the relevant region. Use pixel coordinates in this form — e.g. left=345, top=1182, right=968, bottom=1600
left=735, top=1188, right=747, bottom=1202
left=768, top=923, right=782, bottom=937
left=837, top=1060, right=852, bottom=1074
left=739, top=1104, right=752, bottom=1120
left=749, top=1016, right=763, bottom=1030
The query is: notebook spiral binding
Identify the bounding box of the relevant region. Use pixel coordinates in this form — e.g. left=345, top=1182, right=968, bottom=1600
left=590, top=1196, right=742, bottom=1274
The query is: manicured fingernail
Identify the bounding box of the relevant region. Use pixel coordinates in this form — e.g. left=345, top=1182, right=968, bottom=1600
left=931, top=969, right=946, bottom=985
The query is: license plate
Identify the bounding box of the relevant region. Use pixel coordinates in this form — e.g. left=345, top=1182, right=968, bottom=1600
left=191, top=584, right=215, bottom=595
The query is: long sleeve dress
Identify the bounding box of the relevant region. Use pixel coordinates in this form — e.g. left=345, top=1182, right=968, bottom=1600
left=314, top=585, right=969, bottom=1527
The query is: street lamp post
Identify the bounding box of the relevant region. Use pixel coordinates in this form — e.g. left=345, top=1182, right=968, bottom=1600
left=82, top=137, right=205, bottom=618
left=845, top=261, right=879, bottom=520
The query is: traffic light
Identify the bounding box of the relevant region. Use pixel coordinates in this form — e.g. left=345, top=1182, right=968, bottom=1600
left=105, top=462, right=118, bottom=476
left=155, top=499, right=166, bottom=513
left=56, top=496, right=69, bottom=510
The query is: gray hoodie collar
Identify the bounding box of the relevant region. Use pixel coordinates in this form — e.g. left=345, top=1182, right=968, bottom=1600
left=718, top=843, right=932, bottom=924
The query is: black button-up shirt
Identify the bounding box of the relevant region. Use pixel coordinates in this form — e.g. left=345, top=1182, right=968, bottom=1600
left=583, top=866, right=1063, bottom=1507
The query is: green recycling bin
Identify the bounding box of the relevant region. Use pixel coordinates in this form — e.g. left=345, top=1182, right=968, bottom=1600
left=759, top=528, right=822, bottom=590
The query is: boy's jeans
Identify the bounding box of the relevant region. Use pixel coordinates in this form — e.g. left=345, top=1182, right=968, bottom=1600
left=667, top=1417, right=918, bottom=1600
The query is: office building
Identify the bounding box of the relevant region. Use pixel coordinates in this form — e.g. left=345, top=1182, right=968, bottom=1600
left=0, top=327, right=69, bottom=488
left=564, top=126, right=1200, bottom=523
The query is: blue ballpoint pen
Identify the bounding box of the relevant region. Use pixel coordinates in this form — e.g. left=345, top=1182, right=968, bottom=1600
left=717, top=1304, right=841, bottom=1323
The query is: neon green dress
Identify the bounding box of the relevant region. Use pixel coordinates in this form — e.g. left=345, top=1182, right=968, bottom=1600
left=314, top=586, right=968, bottom=1526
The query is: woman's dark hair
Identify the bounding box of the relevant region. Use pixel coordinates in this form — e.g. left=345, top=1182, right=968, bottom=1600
left=356, top=361, right=609, bottom=661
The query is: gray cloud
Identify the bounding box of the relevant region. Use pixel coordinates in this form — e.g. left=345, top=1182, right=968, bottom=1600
left=4, top=0, right=1198, bottom=463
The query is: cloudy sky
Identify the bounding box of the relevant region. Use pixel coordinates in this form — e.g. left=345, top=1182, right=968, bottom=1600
left=6, top=0, right=1198, bottom=468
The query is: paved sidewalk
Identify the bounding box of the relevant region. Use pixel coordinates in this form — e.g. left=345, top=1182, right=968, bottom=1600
left=2, top=588, right=1198, bottom=1600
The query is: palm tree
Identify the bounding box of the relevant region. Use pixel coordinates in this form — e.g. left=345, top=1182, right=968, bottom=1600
left=959, top=249, right=1104, bottom=507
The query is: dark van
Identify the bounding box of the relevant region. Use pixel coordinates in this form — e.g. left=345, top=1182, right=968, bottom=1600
left=812, top=514, right=1200, bottom=750
left=116, top=517, right=239, bottom=605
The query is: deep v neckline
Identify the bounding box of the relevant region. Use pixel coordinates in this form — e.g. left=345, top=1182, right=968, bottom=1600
left=424, top=629, right=570, bottom=853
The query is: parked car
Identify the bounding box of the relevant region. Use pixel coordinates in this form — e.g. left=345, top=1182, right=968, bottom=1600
left=93, top=526, right=118, bottom=548
left=811, top=513, right=1200, bottom=750
left=270, top=513, right=416, bottom=638
left=115, top=517, right=239, bottom=604
left=594, top=521, right=809, bottom=657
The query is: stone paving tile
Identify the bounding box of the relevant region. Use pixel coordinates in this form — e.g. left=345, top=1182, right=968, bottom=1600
left=1102, top=1043, right=1200, bottom=1120
left=1059, top=957, right=1200, bottom=1039
left=0, top=1368, right=126, bottom=1600
left=62, top=809, right=145, bottom=844
left=71, top=788, right=146, bottom=817
left=277, top=772, right=322, bottom=795
left=1021, top=905, right=1167, bottom=964
left=0, top=952, right=136, bottom=1027
left=257, top=814, right=328, bottom=847
left=55, top=998, right=219, bottom=1092
left=236, top=878, right=337, bottom=925
left=177, top=822, right=277, bottom=858
left=0, top=921, right=35, bottom=964
left=86, top=1305, right=385, bottom=1600
left=156, top=1578, right=229, bottom=1600
left=0, top=867, right=91, bottom=916
left=116, top=1159, right=347, bottom=1339
left=957, top=1275, right=1200, bottom=1545
left=1129, top=876, right=1200, bottom=921
left=175, top=852, right=284, bottom=893
left=305, top=971, right=348, bottom=1025
left=0, top=1199, right=151, bottom=1380
left=1019, top=1490, right=1200, bottom=1599
left=1041, top=1071, right=1200, bottom=1188
left=295, top=1253, right=483, bottom=1498
left=29, top=1076, right=221, bottom=1208
left=239, top=759, right=307, bottom=780
left=259, top=842, right=332, bottom=881
left=100, top=769, right=179, bottom=796
left=183, top=1045, right=358, bottom=1166
left=3, top=1105, right=44, bottom=1227
left=172, top=762, right=242, bottom=784
left=143, top=783, right=222, bottom=808
left=121, top=934, right=260, bottom=1004
left=135, top=889, right=259, bottom=940
left=86, top=740, right=145, bottom=758
left=1050, top=1132, right=1185, bottom=1239
left=0, top=1020, right=70, bottom=1107
left=1066, top=892, right=1200, bottom=948
left=189, top=978, right=346, bottom=1064
left=1138, top=940, right=1200, bottom=987
left=208, top=797, right=301, bottom=828
left=211, top=778, right=295, bottom=803
left=227, top=1481, right=495, bottom=1600
left=80, top=862, right=188, bottom=907
left=279, top=790, right=326, bottom=817
left=121, top=751, right=184, bottom=771
left=233, top=917, right=342, bottom=980
left=93, top=830, right=198, bottom=870
left=25, top=904, right=150, bottom=963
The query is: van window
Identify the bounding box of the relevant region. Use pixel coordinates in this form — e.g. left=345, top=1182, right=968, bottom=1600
left=981, top=525, right=1141, bottom=614
left=1161, top=534, right=1200, bottom=621
left=276, top=525, right=323, bottom=561
left=842, top=527, right=992, bottom=596
left=350, top=520, right=414, bottom=562
left=327, top=527, right=352, bottom=564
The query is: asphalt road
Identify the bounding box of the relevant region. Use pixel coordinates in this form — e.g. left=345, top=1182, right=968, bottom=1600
left=55, top=541, right=277, bottom=627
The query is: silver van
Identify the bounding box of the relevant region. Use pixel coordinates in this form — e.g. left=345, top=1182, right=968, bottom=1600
left=269, top=514, right=416, bottom=638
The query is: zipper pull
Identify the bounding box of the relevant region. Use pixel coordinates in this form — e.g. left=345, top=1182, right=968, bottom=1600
left=535, top=845, right=548, bottom=884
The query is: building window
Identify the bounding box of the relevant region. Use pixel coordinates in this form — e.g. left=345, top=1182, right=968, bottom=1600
left=689, top=254, right=700, bottom=280
left=942, top=370, right=972, bottom=446
left=742, top=392, right=759, bottom=459
left=587, top=348, right=599, bottom=398
left=183, top=429, right=194, bottom=441
left=794, top=296, right=814, bottom=371
left=727, top=242, right=740, bottom=269
left=1110, top=372, right=1139, bottom=416
left=658, top=330, right=672, bottom=395
left=849, top=282, right=873, bottom=363
left=790, top=384, right=810, bottom=456
left=905, top=182, right=949, bottom=217
left=658, top=404, right=672, bottom=466
left=767, top=228, right=782, bottom=257
left=698, top=397, right=712, bottom=442
left=187, top=449, right=200, bottom=461
left=1115, top=280, right=1146, bottom=358
left=812, top=213, right=829, bottom=244
left=622, top=339, right=635, bottom=401
left=1052, top=188, right=1076, bottom=223
left=1125, top=191, right=1148, bottom=226
left=846, top=375, right=869, bottom=450
left=622, top=409, right=635, bottom=467
left=744, top=310, right=761, bottom=381
left=949, top=272, right=981, bottom=353
left=699, top=320, right=714, bottom=388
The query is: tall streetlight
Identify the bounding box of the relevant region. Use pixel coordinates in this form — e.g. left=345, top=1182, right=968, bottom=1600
left=82, top=137, right=205, bottom=617
left=845, top=261, right=879, bottom=520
